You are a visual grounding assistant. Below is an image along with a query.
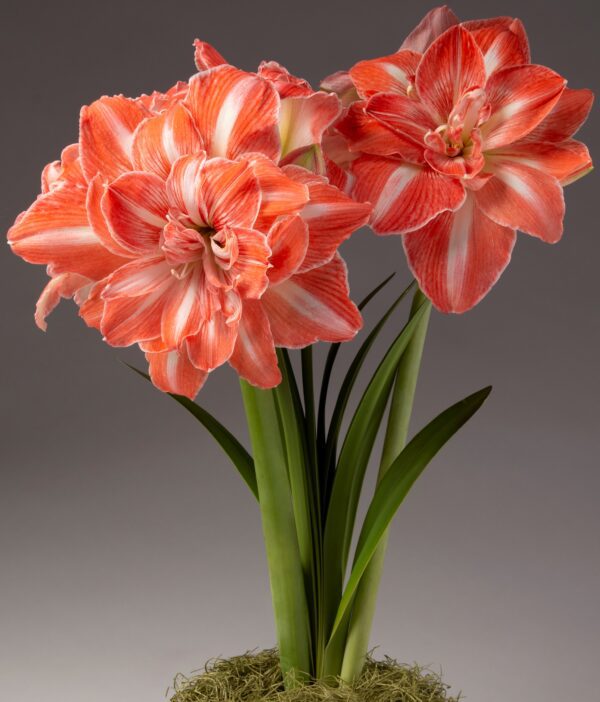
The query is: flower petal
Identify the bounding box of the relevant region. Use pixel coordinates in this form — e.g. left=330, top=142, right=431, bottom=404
left=193, top=38, right=228, bottom=71
left=415, top=25, right=486, bottom=122
left=257, top=60, right=314, bottom=98
left=132, top=103, right=204, bottom=179
left=228, top=227, right=271, bottom=298
left=267, top=214, right=309, bottom=285
left=146, top=349, right=208, bottom=399
left=42, top=144, right=85, bottom=192
left=185, top=65, right=280, bottom=161
left=199, top=157, right=261, bottom=230
left=462, top=17, right=530, bottom=75
left=8, top=186, right=126, bottom=279
left=161, top=265, right=204, bottom=348
left=279, top=92, right=341, bottom=163
left=476, top=159, right=565, bottom=243
left=352, top=156, right=465, bottom=234
left=481, top=64, right=566, bottom=150
left=262, top=254, right=362, bottom=347
left=186, top=310, right=239, bottom=371
left=229, top=299, right=281, bottom=387
left=101, top=256, right=172, bottom=299
left=79, top=96, right=147, bottom=181
left=349, top=50, right=421, bottom=99
left=403, top=193, right=516, bottom=313
left=102, top=171, right=169, bottom=254
left=400, top=6, right=459, bottom=52
left=517, top=87, right=594, bottom=143
left=86, top=175, right=136, bottom=257
left=166, top=152, right=208, bottom=226
left=35, top=272, right=91, bottom=330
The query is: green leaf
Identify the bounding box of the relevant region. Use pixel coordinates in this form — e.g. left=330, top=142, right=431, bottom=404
left=125, top=363, right=258, bottom=500
left=321, top=299, right=429, bottom=639
left=327, top=386, right=492, bottom=644
left=323, top=279, right=416, bottom=474
left=317, top=272, right=397, bottom=454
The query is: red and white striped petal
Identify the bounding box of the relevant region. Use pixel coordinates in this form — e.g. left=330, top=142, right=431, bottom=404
left=132, top=103, right=204, bottom=179
left=102, top=172, right=169, bottom=254
left=228, top=227, right=271, bottom=298
left=199, top=157, right=261, bottom=230
left=297, top=178, right=371, bottom=271
left=79, top=280, right=107, bottom=330
left=400, top=6, right=459, bottom=52
left=101, top=256, right=172, bottom=299
left=166, top=153, right=208, bottom=226
left=487, top=139, right=592, bottom=185
left=146, top=349, right=208, bottom=399
left=476, top=159, right=565, bottom=243
left=257, top=60, right=313, bottom=98
left=193, top=38, right=228, bottom=71
left=161, top=265, right=204, bottom=348
left=278, top=92, right=341, bottom=163
left=101, top=279, right=172, bottom=346
left=186, top=311, right=239, bottom=371
left=481, top=65, right=566, bottom=150
left=246, top=154, right=309, bottom=230
left=320, top=71, right=358, bottom=107
left=42, top=144, right=85, bottom=192
left=403, top=194, right=516, bottom=313
left=86, top=175, right=136, bottom=257
left=349, top=50, right=421, bottom=99
left=517, top=88, right=594, bottom=143
left=336, top=101, right=425, bottom=162
left=79, top=96, right=147, bottom=181
left=8, top=185, right=126, bottom=279
left=352, top=156, right=465, bottom=235
left=35, top=272, right=91, bottom=330
left=185, top=65, right=281, bottom=161
left=267, top=215, right=309, bottom=285
left=415, top=26, right=487, bottom=122
left=262, top=254, right=362, bottom=347
left=462, top=17, right=530, bottom=75
left=229, top=299, right=281, bottom=387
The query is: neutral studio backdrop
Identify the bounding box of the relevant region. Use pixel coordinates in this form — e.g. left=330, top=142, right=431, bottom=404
left=1, top=1, right=598, bottom=700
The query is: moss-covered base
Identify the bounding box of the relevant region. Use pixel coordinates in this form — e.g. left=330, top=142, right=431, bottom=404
left=170, top=649, right=459, bottom=701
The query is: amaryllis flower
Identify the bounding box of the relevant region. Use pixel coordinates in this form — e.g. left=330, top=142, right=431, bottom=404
left=8, top=46, right=370, bottom=399
left=327, top=6, right=593, bottom=312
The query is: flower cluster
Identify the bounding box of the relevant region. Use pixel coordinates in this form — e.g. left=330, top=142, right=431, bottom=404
left=325, top=6, right=593, bottom=312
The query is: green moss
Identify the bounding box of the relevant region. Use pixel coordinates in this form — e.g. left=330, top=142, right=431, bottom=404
left=170, top=649, right=459, bottom=702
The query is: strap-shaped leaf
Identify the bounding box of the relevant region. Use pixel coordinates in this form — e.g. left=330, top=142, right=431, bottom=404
left=317, top=272, right=397, bottom=454
left=327, top=386, right=492, bottom=643
left=323, top=279, right=416, bottom=473
left=125, top=364, right=258, bottom=500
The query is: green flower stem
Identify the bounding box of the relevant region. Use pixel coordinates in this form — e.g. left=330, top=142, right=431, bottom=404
left=340, top=289, right=431, bottom=683
left=240, top=380, right=312, bottom=687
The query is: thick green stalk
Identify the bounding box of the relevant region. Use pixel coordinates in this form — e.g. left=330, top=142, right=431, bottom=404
left=340, top=289, right=431, bottom=682
left=240, top=380, right=312, bottom=687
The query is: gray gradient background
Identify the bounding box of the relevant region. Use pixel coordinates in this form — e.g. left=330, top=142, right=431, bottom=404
left=1, top=1, right=598, bottom=700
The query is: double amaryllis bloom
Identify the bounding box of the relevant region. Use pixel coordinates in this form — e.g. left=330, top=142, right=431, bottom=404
left=327, top=6, right=593, bottom=312
left=8, top=46, right=369, bottom=398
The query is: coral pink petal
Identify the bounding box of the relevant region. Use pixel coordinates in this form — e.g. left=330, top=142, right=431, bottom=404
left=228, top=227, right=271, bottom=298
left=200, top=158, right=261, bottom=230
left=86, top=175, right=136, bottom=257
left=462, top=17, right=530, bottom=74
left=8, top=185, right=127, bottom=279
left=257, top=60, right=313, bottom=98
left=337, top=101, right=425, bottom=162
left=80, top=96, right=147, bottom=181
left=404, top=193, right=516, bottom=313
left=160, top=266, right=204, bottom=348
left=481, top=64, right=566, bottom=150
left=186, top=311, right=239, bottom=372
left=278, top=92, right=341, bottom=163
left=132, top=103, right=204, bottom=179
left=79, top=280, right=106, bottom=330
left=166, top=153, right=208, bottom=226
left=476, top=159, right=565, bottom=243
left=229, top=299, right=281, bottom=387
left=247, top=154, right=309, bottom=230
left=186, top=65, right=281, bottom=161
left=42, top=144, right=85, bottom=192
left=267, top=215, right=309, bottom=285
left=352, top=156, right=465, bottom=234
left=349, top=50, right=421, bottom=99
left=298, top=179, right=371, bottom=272
left=102, top=172, right=169, bottom=254
left=146, top=349, right=208, bottom=399
left=400, top=6, right=459, bottom=52
left=415, top=25, right=486, bottom=122
left=263, top=254, right=362, bottom=347
left=101, top=256, right=172, bottom=299
left=35, top=272, right=91, bottom=330
left=193, top=38, right=228, bottom=71
left=518, top=88, right=594, bottom=143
